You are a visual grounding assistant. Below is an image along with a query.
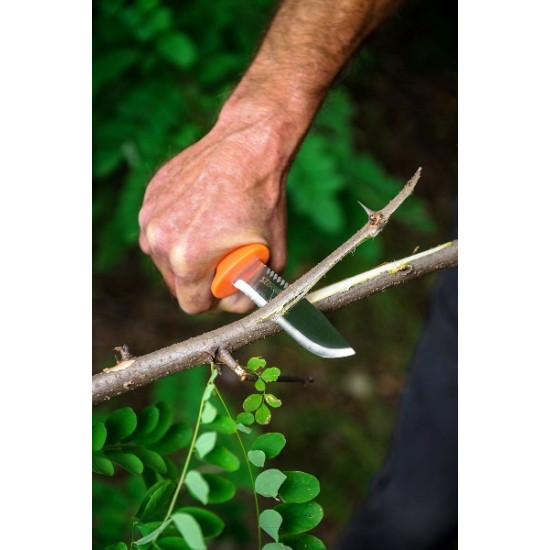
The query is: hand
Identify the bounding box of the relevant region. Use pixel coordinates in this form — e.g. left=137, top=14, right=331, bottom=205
left=138, top=112, right=292, bottom=314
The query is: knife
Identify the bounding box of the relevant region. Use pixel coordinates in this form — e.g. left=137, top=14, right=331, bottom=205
left=211, top=243, right=355, bottom=358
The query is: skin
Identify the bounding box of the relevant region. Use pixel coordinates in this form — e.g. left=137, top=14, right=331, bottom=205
left=139, top=0, right=399, bottom=314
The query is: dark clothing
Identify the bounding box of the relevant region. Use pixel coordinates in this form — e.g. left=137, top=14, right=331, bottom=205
left=338, top=211, right=458, bottom=549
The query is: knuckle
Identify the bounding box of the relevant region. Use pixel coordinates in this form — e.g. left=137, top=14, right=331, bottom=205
left=145, top=224, right=170, bottom=254
left=169, top=243, right=206, bottom=278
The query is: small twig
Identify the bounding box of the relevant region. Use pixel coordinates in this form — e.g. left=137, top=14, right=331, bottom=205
left=216, top=348, right=247, bottom=379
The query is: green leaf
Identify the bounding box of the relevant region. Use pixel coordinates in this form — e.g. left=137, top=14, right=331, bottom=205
left=151, top=423, right=193, bottom=454
left=135, top=519, right=172, bottom=546
left=195, top=431, right=217, bottom=459
left=236, top=412, right=254, bottom=426
left=265, top=394, right=282, bottom=408
left=176, top=507, right=225, bottom=539
left=262, top=544, right=292, bottom=550
left=92, top=453, right=114, bottom=476
left=255, top=378, right=266, bottom=392
left=105, top=407, right=138, bottom=443
left=275, top=502, right=324, bottom=535
left=248, top=450, right=266, bottom=468
left=136, top=521, right=164, bottom=537
left=243, top=394, right=263, bottom=412
left=135, top=402, right=173, bottom=445
left=255, top=403, right=272, bottom=425
left=237, top=423, right=252, bottom=434
left=137, top=480, right=176, bottom=523
left=262, top=367, right=281, bottom=382
left=279, top=472, right=320, bottom=504
left=132, top=404, right=160, bottom=440
left=255, top=469, right=287, bottom=498
left=156, top=32, right=198, bottom=69
left=203, top=446, right=240, bottom=472
left=247, top=357, right=266, bottom=371
left=201, top=474, right=236, bottom=504
left=133, top=448, right=167, bottom=474
left=104, top=451, right=144, bottom=475
left=251, top=433, right=287, bottom=459
left=92, top=422, right=107, bottom=451
left=186, top=470, right=209, bottom=505
left=201, top=401, right=217, bottom=424
left=260, top=509, right=283, bottom=542
left=208, top=415, right=237, bottom=434
left=279, top=534, right=326, bottom=549
left=104, top=543, right=128, bottom=550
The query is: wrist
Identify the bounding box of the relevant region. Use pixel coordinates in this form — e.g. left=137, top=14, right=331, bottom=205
left=215, top=70, right=323, bottom=165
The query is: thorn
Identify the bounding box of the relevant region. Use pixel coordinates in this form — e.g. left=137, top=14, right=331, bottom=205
left=358, top=201, right=375, bottom=218
left=114, top=344, right=133, bottom=363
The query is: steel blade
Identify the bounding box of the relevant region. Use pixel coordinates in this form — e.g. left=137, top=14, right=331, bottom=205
left=233, top=260, right=355, bottom=358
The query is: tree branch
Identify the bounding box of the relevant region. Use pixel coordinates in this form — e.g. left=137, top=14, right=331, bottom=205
left=92, top=170, right=458, bottom=405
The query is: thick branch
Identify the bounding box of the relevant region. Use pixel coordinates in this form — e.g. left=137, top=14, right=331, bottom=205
left=93, top=239, right=457, bottom=405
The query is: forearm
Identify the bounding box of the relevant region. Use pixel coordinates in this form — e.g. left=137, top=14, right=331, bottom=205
left=217, top=0, right=399, bottom=154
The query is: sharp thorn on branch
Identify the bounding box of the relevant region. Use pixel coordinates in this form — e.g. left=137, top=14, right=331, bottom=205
left=357, top=201, right=375, bottom=219
left=114, top=344, right=133, bottom=363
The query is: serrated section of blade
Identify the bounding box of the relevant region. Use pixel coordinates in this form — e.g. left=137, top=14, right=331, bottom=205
left=233, top=260, right=355, bottom=358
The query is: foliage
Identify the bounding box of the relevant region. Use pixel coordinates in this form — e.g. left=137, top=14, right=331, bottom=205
left=93, top=360, right=325, bottom=549
left=92, top=0, right=435, bottom=276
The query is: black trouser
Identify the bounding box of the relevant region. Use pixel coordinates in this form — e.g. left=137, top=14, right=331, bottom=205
left=338, top=218, right=458, bottom=549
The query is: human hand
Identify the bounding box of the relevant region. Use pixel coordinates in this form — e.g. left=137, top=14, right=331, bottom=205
left=138, top=105, right=299, bottom=314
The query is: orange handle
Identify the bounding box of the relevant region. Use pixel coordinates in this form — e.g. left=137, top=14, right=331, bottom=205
left=211, top=243, right=270, bottom=299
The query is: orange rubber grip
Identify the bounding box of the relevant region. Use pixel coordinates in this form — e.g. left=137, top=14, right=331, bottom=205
left=211, top=243, right=270, bottom=299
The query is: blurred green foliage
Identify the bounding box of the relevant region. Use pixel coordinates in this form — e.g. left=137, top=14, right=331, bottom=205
left=93, top=0, right=434, bottom=275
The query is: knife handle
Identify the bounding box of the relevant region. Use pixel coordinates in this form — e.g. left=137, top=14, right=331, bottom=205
left=211, top=243, right=270, bottom=299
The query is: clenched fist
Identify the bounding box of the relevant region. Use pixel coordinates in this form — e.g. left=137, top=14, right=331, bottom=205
left=138, top=102, right=302, bottom=314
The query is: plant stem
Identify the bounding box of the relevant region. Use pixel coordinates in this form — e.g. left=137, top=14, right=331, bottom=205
left=156, top=365, right=215, bottom=541
left=214, top=386, right=262, bottom=550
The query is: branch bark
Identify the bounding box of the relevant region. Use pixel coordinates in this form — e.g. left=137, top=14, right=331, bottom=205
left=92, top=170, right=458, bottom=405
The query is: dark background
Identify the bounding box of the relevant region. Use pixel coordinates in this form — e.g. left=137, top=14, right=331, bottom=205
left=93, top=0, right=456, bottom=547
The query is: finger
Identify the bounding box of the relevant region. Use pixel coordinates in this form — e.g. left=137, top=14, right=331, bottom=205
left=215, top=293, right=255, bottom=314
left=139, top=230, right=151, bottom=254
left=174, top=276, right=215, bottom=314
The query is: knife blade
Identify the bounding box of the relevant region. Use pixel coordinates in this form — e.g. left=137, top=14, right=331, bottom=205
left=211, top=244, right=355, bottom=358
